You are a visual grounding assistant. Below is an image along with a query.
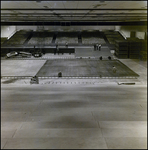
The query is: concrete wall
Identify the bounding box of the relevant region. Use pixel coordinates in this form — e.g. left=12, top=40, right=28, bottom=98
left=115, top=26, right=147, bottom=39
left=136, top=31, right=146, bottom=39
left=1, top=26, right=17, bottom=39
left=16, top=26, right=115, bottom=32
left=2, top=25, right=146, bottom=39
left=16, top=26, right=37, bottom=31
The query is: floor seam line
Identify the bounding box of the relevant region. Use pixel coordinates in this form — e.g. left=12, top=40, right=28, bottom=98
left=2, top=139, right=8, bottom=149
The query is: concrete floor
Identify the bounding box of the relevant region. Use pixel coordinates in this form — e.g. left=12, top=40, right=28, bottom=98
left=1, top=60, right=46, bottom=76
left=36, top=59, right=139, bottom=77
left=75, top=46, right=112, bottom=58
left=1, top=56, right=147, bottom=149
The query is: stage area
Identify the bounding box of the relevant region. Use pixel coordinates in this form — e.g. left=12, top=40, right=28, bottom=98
left=36, top=59, right=139, bottom=77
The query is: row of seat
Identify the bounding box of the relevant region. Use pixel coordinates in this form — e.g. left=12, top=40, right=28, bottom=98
left=3, top=30, right=108, bottom=46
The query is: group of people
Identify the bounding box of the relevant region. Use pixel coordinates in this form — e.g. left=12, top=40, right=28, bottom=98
left=94, top=43, right=101, bottom=51
left=54, top=42, right=69, bottom=55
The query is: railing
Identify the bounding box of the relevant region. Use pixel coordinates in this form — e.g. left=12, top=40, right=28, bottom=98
left=1, top=76, right=138, bottom=79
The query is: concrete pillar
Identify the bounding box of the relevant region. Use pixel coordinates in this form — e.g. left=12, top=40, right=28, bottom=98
left=130, top=31, right=136, bottom=38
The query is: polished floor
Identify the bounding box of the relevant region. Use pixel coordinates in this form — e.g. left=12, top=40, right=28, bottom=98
left=1, top=56, right=147, bottom=149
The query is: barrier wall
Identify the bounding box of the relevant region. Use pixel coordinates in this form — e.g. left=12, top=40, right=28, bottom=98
left=1, top=47, right=75, bottom=56
left=115, top=26, right=147, bottom=39
left=1, top=26, right=17, bottom=39
left=16, top=26, right=115, bottom=32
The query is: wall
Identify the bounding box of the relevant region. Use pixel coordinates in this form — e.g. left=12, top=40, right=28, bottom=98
left=1, top=26, right=17, bottom=39
left=16, top=26, right=37, bottom=31
left=136, top=31, right=146, bottom=39
left=115, top=26, right=147, bottom=39
left=16, top=26, right=115, bottom=32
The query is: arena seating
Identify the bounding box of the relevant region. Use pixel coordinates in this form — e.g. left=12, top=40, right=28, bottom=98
left=28, top=37, right=53, bottom=45
left=1, top=38, right=7, bottom=45
left=55, top=32, right=78, bottom=44
left=81, top=31, right=106, bottom=45
left=27, top=31, right=55, bottom=45
left=3, top=30, right=109, bottom=46
left=6, top=30, right=32, bottom=45
left=104, top=30, right=125, bottom=45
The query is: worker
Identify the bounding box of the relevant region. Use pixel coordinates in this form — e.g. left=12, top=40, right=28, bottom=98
left=65, top=42, right=68, bottom=48
left=56, top=42, right=59, bottom=55
left=99, top=44, right=101, bottom=51
left=96, top=43, right=99, bottom=50
left=112, top=66, right=117, bottom=73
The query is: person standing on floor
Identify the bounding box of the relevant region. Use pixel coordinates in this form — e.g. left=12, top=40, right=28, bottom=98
left=94, top=43, right=96, bottom=50
left=99, top=44, right=101, bottom=51
left=96, top=43, right=99, bottom=50
left=65, top=42, right=68, bottom=48
left=56, top=42, right=59, bottom=54
left=112, top=66, right=117, bottom=73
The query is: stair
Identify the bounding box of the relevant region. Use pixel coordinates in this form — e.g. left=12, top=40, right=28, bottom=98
left=23, top=31, right=33, bottom=45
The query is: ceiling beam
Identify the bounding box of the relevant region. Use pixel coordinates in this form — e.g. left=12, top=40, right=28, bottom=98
left=1, top=21, right=147, bottom=26
left=2, top=15, right=146, bottom=17
left=1, top=13, right=147, bottom=15
left=1, top=0, right=147, bottom=1
left=1, top=8, right=147, bottom=11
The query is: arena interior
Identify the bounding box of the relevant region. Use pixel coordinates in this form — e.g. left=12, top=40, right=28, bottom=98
left=1, top=1, right=147, bottom=149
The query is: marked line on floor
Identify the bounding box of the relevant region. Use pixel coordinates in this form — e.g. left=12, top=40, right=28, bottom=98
left=42, top=81, right=95, bottom=84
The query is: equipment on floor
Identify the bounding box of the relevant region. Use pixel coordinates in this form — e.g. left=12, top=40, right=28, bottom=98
left=6, top=51, right=18, bottom=58
left=58, top=72, right=62, bottom=77
left=33, top=51, right=42, bottom=57
left=30, top=76, right=39, bottom=84
left=18, top=51, right=32, bottom=57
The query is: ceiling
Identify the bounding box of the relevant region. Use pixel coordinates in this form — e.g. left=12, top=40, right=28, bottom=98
left=1, top=0, right=147, bottom=25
